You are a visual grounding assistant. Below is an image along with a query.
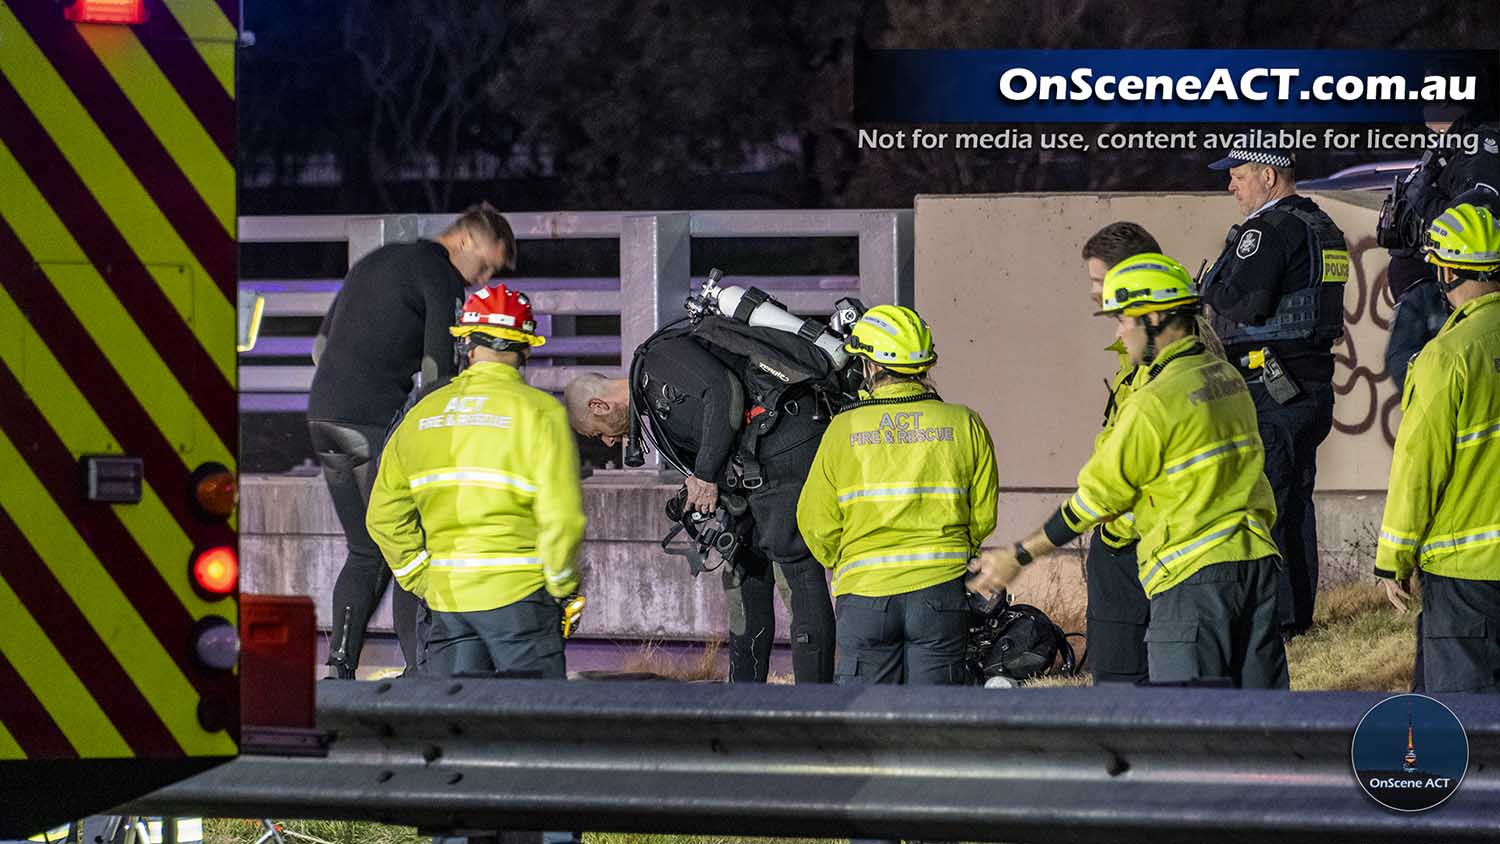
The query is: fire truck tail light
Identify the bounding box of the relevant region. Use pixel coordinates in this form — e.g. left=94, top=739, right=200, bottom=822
left=191, top=545, right=238, bottom=597
left=64, top=0, right=149, bottom=25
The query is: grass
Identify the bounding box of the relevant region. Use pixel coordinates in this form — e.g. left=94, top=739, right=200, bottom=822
left=616, top=638, right=724, bottom=682
left=1028, top=580, right=1418, bottom=690
left=204, top=819, right=425, bottom=844
left=202, top=581, right=1417, bottom=844
left=204, top=821, right=828, bottom=844
left=1285, top=580, right=1417, bottom=692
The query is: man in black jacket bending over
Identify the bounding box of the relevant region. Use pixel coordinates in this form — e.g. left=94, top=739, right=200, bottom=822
left=563, top=336, right=836, bottom=684
left=309, top=203, right=516, bottom=678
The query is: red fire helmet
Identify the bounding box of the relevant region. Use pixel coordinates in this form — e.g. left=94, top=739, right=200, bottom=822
left=450, top=283, right=546, bottom=347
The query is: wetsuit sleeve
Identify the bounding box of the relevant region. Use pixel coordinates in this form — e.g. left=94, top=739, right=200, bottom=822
left=421, top=263, right=461, bottom=387
left=313, top=290, right=340, bottom=367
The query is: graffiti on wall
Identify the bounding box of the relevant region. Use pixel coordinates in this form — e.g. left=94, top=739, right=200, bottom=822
left=1331, top=235, right=1400, bottom=448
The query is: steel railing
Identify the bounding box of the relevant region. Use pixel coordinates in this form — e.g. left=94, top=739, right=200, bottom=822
left=238, top=210, right=912, bottom=413
left=122, top=679, right=1500, bottom=843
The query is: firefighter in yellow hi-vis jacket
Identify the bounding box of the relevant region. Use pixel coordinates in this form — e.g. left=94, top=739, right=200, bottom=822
left=797, top=305, right=998, bottom=686
left=1376, top=200, right=1500, bottom=694
left=1080, top=222, right=1163, bottom=683
left=367, top=284, right=586, bottom=678
left=968, top=254, right=1288, bottom=688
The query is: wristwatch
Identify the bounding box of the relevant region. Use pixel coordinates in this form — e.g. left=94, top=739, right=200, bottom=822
left=1013, top=541, right=1033, bottom=566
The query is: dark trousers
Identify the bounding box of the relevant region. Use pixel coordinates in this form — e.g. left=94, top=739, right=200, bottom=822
left=724, top=552, right=835, bottom=683
left=1250, top=380, right=1334, bottom=636
left=1085, top=531, right=1149, bottom=683
left=424, top=588, right=565, bottom=679
left=723, top=406, right=836, bottom=684
left=308, top=418, right=421, bottom=673
left=1145, top=557, right=1289, bottom=689
left=834, top=577, right=971, bottom=686
left=1420, top=573, right=1500, bottom=694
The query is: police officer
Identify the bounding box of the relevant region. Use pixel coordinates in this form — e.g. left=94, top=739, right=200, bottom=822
left=310, top=203, right=517, bottom=677
left=970, top=255, right=1287, bottom=688
left=1078, top=222, right=1161, bottom=684
left=1376, top=202, right=1500, bottom=695
left=1199, top=147, right=1348, bottom=639
left=1382, top=110, right=1500, bottom=393
left=563, top=344, right=836, bottom=684
left=796, top=306, right=998, bottom=686
left=367, top=284, right=585, bottom=678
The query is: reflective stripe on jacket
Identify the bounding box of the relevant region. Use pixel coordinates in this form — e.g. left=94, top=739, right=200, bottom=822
left=797, top=380, right=998, bottom=597
left=1377, top=291, right=1500, bottom=582
left=367, top=362, right=585, bottom=612
left=1058, top=336, right=1279, bottom=598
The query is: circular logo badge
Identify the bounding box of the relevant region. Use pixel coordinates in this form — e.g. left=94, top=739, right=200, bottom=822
left=1352, top=693, right=1468, bottom=812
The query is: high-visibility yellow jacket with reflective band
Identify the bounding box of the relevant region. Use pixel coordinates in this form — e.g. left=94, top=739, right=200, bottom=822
left=1058, top=336, right=1279, bottom=598
left=1096, top=340, right=1140, bottom=549
left=367, top=362, right=585, bottom=612
left=1377, top=291, right=1500, bottom=582
left=797, top=380, right=998, bottom=597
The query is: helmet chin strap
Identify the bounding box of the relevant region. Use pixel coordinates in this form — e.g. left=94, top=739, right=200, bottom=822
left=1140, top=314, right=1160, bottom=365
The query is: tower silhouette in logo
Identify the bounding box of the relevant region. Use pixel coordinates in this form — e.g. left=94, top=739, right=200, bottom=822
left=1403, top=701, right=1419, bottom=774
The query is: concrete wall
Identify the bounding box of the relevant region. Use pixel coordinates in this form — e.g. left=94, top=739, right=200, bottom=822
left=242, top=475, right=1387, bottom=644
left=915, top=190, right=1397, bottom=492
left=241, top=472, right=787, bottom=642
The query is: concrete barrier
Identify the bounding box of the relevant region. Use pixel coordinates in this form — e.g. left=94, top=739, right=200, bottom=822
left=241, top=472, right=773, bottom=644
left=242, top=474, right=1388, bottom=650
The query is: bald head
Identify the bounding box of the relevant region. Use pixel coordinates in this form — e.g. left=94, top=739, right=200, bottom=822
left=563, top=373, right=631, bottom=446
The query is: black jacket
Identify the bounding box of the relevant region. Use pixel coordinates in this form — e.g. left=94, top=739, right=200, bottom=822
left=638, top=335, right=741, bottom=482
left=1202, top=195, right=1338, bottom=385
left=1420, top=121, right=1500, bottom=227
left=308, top=240, right=466, bottom=426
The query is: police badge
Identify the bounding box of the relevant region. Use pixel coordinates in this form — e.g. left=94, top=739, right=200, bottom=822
left=1236, top=229, right=1262, bottom=259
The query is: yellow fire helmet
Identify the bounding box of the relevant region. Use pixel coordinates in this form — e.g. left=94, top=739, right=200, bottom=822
left=1096, top=252, right=1200, bottom=317
left=845, top=304, right=937, bottom=374
left=1424, top=202, right=1500, bottom=273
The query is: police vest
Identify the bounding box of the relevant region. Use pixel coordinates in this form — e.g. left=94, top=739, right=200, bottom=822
left=1203, top=203, right=1349, bottom=346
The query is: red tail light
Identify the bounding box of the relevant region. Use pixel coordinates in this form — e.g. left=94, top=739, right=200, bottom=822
left=191, top=545, right=238, bottom=597
left=64, top=0, right=149, bottom=25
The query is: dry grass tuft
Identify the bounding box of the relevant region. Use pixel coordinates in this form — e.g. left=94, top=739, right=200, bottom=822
left=620, top=639, right=724, bottom=682
left=205, top=819, right=425, bottom=844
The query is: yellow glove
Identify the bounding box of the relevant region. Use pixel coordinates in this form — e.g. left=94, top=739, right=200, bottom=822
left=561, top=593, right=587, bottom=639
left=966, top=547, right=1025, bottom=600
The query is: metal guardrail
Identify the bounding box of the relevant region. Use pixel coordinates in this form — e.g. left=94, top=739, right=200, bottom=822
left=238, top=210, right=913, bottom=414
left=123, top=680, right=1500, bottom=843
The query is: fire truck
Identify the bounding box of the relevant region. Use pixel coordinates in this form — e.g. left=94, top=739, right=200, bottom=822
left=0, top=0, right=251, bottom=834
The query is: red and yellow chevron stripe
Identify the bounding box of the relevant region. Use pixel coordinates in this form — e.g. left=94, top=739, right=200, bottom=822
left=0, top=0, right=239, bottom=773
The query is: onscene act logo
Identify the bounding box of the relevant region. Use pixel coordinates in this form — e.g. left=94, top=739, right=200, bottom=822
left=1352, top=694, right=1468, bottom=812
